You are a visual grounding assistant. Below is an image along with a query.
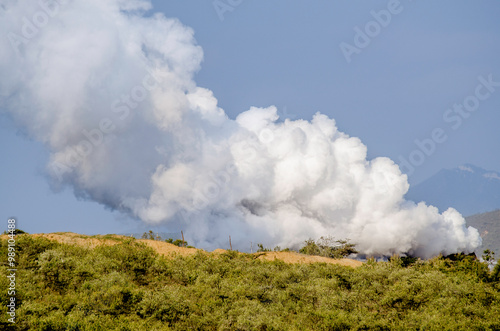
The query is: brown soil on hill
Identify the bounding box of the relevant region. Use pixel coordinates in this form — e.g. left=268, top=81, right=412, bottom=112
left=137, top=238, right=199, bottom=257
left=256, top=251, right=363, bottom=267
left=211, top=248, right=228, bottom=254
left=21, top=232, right=362, bottom=268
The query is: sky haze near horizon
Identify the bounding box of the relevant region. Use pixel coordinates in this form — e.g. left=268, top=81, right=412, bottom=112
left=1, top=0, right=499, bottom=236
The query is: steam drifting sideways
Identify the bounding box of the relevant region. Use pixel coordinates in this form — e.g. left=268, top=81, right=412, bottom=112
left=0, top=0, right=481, bottom=258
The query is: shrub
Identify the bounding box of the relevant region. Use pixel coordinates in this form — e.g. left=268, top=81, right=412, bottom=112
left=13, top=235, right=56, bottom=269
left=37, top=249, right=76, bottom=292
left=137, top=290, right=190, bottom=324
left=165, top=238, right=188, bottom=247
left=96, top=242, right=156, bottom=284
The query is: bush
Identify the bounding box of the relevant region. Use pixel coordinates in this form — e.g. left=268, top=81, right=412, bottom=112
left=11, top=235, right=56, bottom=269
left=96, top=242, right=156, bottom=284
left=165, top=238, right=188, bottom=247
left=137, top=290, right=190, bottom=324
left=38, top=249, right=76, bottom=292
left=491, top=263, right=500, bottom=282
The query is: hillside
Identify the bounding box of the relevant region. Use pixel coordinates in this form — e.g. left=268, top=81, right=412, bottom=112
left=406, top=164, right=500, bottom=216
left=1, top=233, right=499, bottom=330
left=29, top=232, right=362, bottom=268
left=466, top=209, right=500, bottom=256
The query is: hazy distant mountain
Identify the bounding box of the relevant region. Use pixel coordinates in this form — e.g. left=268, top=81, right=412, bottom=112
left=466, top=209, right=500, bottom=256
left=406, top=164, right=500, bottom=217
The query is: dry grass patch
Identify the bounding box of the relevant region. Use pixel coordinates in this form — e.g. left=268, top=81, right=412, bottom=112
left=256, top=251, right=362, bottom=267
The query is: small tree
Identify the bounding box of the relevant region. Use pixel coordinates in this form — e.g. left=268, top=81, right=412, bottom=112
left=140, top=230, right=154, bottom=240
left=173, top=239, right=186, bottom=247
left=333, top=239, right=358, bottom=258
left=299, top=239, right=321, bottom=256
left=256, top=244, right=270, bottom=252
left=482, top=249, right=496, bottom=267
left=299, top=237, right=357, bottom=259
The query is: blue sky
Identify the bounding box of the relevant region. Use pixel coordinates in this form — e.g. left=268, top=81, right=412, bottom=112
left=1, top=0, right=499, bottom=235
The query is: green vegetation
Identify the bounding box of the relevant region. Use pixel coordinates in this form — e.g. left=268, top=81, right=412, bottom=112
left=165, top=238, right=189, bottom=248
left=1, top=235, right=500, bottom=330
left=299, top=236, right=358, bottom=259
left=90, top=234, right=129, bottom=243
left=256, top=243, right=271, bottom=252
left=140, top=231, right=191, bottom=247
left=483, top=249, right=496, bottom=268
left=142, top=230, right=160, bottom=240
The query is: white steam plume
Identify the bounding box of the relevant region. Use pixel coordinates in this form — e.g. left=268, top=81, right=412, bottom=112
left=0, top=0, right=481, bottom=258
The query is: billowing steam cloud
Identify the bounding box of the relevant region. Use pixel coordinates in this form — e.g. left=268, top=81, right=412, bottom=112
left=0, top=0, right=481, bottom=258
